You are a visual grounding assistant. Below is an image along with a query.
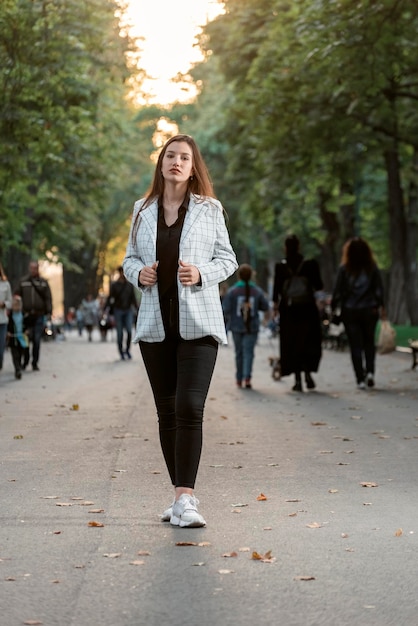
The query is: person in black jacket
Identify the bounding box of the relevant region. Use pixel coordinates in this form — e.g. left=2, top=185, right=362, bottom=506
left=273, top=235, right=323, bottom=392
left=106, top=266, right=138, bottom=360
left=331, top=237, right=385, bottom=389
left=15, top=260, right=52, bottom=371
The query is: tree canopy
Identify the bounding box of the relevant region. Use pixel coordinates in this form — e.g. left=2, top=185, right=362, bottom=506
left=195, top=0, right=418, bottom=322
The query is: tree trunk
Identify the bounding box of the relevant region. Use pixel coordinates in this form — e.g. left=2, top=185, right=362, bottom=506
left=339, top=181, right=356, bottom=242
left=384, top=147, right=408, bottom=324
left=405, top=150, right=418, bottom=325
left=62, top=245, right=99, bottom=318
left=318, top=189, right=340, bottom=293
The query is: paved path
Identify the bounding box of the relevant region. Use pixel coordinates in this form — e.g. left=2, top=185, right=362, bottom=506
left=0, top=328, right=417, bottom=626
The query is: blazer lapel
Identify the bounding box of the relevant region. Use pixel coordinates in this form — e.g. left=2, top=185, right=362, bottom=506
left=181, top=195, right=207, bottom=245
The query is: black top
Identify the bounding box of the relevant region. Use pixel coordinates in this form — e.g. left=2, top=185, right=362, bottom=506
left=272, top=254, right=323, bottom=306
left=156, top=194, right=188, bottom=301
left=331, top=264, right=384, bottom=310
left=108, top=280, right=137, bottom=311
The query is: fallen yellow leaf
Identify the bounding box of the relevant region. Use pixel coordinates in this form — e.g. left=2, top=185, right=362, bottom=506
left=251, top=550, right=275, bottom=563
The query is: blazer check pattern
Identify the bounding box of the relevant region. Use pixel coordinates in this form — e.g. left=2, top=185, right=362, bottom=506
left=123, top=194, right=238, bottom=344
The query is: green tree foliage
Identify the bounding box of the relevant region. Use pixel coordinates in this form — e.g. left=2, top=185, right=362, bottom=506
left=0, top=0, right=145, bottom=307
left=200, top=0, right=418, bottom=321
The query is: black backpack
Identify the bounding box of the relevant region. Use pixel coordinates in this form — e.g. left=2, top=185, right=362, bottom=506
left=282, top=260, right=313, bottom=305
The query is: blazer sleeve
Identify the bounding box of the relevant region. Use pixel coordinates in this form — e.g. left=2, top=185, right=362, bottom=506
left=123, top=201, right=147, bottom=291
left=193, top=205, right=238, bottom=290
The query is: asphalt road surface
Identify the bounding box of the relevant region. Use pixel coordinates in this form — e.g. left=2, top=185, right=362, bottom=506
left=0, top=327, right=417, bottom=626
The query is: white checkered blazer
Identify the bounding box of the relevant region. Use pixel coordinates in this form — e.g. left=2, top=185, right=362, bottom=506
left=123, top=194, right=238, bottom=344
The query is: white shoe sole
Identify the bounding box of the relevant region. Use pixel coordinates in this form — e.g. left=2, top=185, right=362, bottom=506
left=170, top=514, right=206, bottom=528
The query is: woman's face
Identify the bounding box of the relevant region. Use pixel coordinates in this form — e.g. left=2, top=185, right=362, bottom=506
left=161, top=141, right=194, bottom=184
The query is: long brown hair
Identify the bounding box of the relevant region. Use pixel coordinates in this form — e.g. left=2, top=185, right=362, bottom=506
left=0, top=263, right=7, bottom=281
left=132, top=135, right=215, bottom=237
left=341, top=237, right=375, bottom=276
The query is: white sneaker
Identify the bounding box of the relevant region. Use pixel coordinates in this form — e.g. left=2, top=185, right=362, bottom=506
left=170, top=494, right=206, bottom=528
left=366, top=373, right=375, bottom=388
left=357, top=381, right=366, bottom=390
left=160, top=501, right=174, bottom=522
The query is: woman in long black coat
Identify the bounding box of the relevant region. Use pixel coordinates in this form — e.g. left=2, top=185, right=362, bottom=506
left=272, top=235, right=323, bottom=392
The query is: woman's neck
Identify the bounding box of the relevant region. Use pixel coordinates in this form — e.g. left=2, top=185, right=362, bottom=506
left=163, top=181, right=188, bottom=209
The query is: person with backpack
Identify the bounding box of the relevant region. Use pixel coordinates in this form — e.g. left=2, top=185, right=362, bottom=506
left=272, top=235, right=323, bottom=392
left=222, top=264, right=270, bottom=389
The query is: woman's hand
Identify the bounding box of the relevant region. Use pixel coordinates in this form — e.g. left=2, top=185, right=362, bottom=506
left=139, top=261, right=159, bottom=287
left=178, top=260, right=201, bottom=286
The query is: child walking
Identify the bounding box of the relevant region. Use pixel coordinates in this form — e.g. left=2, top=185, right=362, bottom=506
left=7, top=295, right=29, bottom=379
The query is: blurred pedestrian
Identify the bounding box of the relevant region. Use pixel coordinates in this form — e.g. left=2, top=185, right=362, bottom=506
left=7, top=295, right=29, bottom=379
left=76, top=305, right=84, bottom=336
left=0, top=263, right=13, bottom=372
left=331, top=237, right=385, bottom=389
left=123, top=134, right=237, bottom=527
left=106, top=266, right=138, bottom=359
left=14, top=260, right=52, bottom=371
left=222, top=263, right=270, bottom=388
left=273, top=235, right=323, bottom=392
left=80, top=293, right=99, bottom=342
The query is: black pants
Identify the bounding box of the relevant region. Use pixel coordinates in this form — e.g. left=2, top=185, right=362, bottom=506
left=11, top=343, right=29, bottom=374
left=342, top=307, right=379, bottom=383
left=139, top=335, right=218, bottom=489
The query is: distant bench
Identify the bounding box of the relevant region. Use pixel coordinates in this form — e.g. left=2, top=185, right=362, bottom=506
left=410, top=340, right=418, bottom=369
left=397, top=340, right=418, bottom=369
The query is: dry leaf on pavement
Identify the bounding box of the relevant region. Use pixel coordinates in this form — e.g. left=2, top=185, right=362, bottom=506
left=306, top=522, right=323, bottom=529
left=257, top=493, right=267, bottom=501
left=252, top=550, right=276, bottom=563
left=103, top=553, right=121, bottom=558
